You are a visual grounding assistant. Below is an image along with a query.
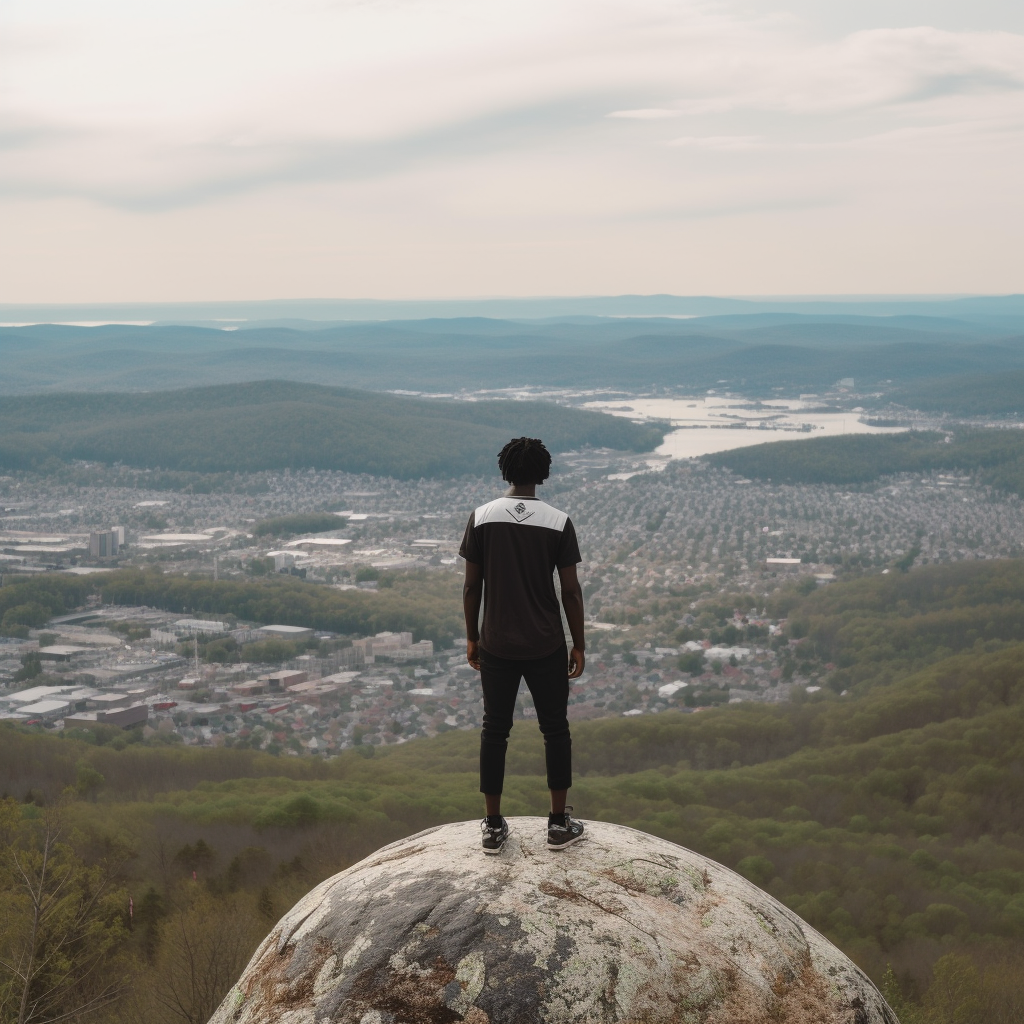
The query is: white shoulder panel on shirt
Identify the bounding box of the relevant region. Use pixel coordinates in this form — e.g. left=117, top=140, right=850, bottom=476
left=474, top=497, right=568, bottom=531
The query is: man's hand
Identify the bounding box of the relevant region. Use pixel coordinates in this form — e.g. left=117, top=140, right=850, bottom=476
left=558, top=564, right=586, bottom=680
left=568, top=646, right=585, bottom=679
left=463, top=561, right=483, bottom=672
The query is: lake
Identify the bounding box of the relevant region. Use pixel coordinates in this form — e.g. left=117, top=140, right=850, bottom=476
left=583, top=395, right=907, bottom=465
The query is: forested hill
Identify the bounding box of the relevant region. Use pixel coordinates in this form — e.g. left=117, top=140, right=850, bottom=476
left=0, top=381, right=663, bottom=478
left=894, top=370, right=1024, bottom=417
left=706, top=429, right=1024, bottom=495
left=2, top=559, right=1023, bottom=1021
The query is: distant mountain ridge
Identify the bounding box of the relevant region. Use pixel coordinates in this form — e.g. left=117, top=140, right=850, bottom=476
left=1, top=311, right=1020, bottom=396
left=2, top=292, right=1021, bottom=322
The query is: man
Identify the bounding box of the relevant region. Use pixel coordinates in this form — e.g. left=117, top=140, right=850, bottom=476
left=459, top=436, right=586, bottom=855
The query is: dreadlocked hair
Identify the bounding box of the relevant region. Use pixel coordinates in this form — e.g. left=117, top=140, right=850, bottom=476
left=497, top=436, right=552, bottom=485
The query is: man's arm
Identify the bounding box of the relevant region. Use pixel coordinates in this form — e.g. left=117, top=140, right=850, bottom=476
left=558, top=563, right=586, bottom=679
left=463, top=560, right=484, bottom=671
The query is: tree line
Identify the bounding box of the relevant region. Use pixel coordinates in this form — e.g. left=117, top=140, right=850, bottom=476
left=0, top=568, right=463, bottom=648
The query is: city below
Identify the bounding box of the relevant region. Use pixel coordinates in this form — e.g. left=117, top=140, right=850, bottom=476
left=2, top=432, right=1021, bottom=754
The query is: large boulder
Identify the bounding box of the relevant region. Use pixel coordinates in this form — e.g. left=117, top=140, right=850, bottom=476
left=210, top=819, right=897, bottom=1024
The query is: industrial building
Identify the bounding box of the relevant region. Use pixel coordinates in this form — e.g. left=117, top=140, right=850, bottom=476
left=175, top=618, right=228, bottom=633
left=765, top=557, right=802, bottom=569
left=18, top=699, right=71, bottom=721
left=138, top=533, right=213, bottom=546
left=37, top=644, right=92, bottom=662
left=230, top=680, right=267, bottom=696
left=89, top=529, right=120, bottom=558
left=284, top=537, right=352, bottom=550
left=65, top=704, right=148, bottom=728
left=87, top=692, right=135, bottom=711
left=260, top=624, right=315, bottom=640
left=259, top=669, right=307, bottom=691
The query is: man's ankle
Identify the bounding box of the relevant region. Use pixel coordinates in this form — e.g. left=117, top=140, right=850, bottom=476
left=486, top=814, right=504, bottom=828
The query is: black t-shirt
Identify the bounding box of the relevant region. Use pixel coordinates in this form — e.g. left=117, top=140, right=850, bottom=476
left=459, top=495, right=582, bottom=660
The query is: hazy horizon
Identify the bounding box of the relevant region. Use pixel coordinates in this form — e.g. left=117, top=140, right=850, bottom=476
left=1, top=291, right=1020, bottom=327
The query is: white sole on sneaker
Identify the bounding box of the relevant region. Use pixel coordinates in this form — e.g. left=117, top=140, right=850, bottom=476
left=547, top=833, right=585, bottom=850
left=482, top=845, right=505, bottom=855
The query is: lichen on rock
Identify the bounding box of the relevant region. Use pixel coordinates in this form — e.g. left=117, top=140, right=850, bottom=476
left=209, top=819, right=898, bottom=1024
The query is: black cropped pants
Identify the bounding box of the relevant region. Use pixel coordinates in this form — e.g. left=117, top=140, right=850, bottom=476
left=479, top=644, right=572, bottom=795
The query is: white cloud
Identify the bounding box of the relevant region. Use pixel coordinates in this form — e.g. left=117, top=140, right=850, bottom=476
left=0, top=0, right=1020, bottom=297
left=608, top=109, right=684, bottom=119
left=667, top=135, right=765, bottom=150
left=1, top=1, right=1020, bottom=204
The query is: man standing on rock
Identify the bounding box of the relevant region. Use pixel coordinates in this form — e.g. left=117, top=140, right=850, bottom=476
left=460, top=436, right=587, bottom=855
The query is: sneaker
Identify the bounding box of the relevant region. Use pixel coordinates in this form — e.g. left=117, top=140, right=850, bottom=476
left=481, top=816, right=509, bottom=855
left=547, top=807, right=585, bottom=850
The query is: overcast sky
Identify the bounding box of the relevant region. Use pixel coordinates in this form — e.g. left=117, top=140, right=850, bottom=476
left=1, top=0, right=1021, bottom=302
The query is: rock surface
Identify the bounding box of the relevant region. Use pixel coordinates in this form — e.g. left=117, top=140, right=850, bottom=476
left=210, top=818, right=898, bottom=1024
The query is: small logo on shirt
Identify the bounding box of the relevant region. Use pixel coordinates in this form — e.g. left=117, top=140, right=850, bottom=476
left=507, top=500, right=535, bottom=523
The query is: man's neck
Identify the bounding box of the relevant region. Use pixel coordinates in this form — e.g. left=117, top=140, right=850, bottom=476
left=506, top=483, right=537, bottom=498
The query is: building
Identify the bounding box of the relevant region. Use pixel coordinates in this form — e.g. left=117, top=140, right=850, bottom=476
left=266, top=551, right=296, bottom=571
left=352, top=630, right=432, bottom=663
left=258, top=670, right=307, bottom=691
left=89, top=530, right=120, bottom=558
left=231, top=680, right=267, bottom=696
left=260, top=624, right=315, bottom=641
left=388, top=640, right=434, bottom=661
left=352, top=631, right=414, bottom=658
left=98, top=704, right=148, bottom=727
left=79, top=662, right=171, bottom=685
left=704, top=646, right=751, bottom=662
left=37, top=645, right=92, bottom=662
left=284, top=538, right=352, bottom=551
left=65, top=703, right=148, bottom=728
left=319, top=671, right=362, bottom=686
left=230, top=628, right=263, bottom=643
left=175, top=618, right=228, bottom=634
left=284, top=681, right=342, bottom=705
left=138, top=533, right=212, bottom=547
left=322, top=646, right=366, bottom=670
left=87, top=692, right=134, bottom=711
left=765, top=558, right=802, bottom=570
left=3, top=684, right=78, bottom=705
left=18, top=699, right=71, bottom=721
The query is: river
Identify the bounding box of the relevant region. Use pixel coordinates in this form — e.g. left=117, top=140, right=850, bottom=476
left=583, top=395, right=907, bottom=466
